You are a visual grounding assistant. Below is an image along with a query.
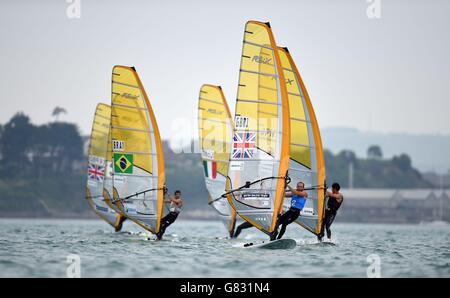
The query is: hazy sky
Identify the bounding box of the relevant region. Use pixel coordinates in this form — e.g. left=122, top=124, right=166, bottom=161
left=1, top=0, right=449, bottom=141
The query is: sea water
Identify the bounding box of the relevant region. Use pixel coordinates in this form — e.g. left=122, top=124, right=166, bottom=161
left=0, top=219, right=448, bottom=277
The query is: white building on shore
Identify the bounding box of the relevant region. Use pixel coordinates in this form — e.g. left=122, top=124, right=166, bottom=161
left=338, top=188, right=450, bottom=223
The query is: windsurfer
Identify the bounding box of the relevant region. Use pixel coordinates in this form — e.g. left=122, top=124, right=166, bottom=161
left=156, top=190, right=183, bottom=240
left=318, top=183, right=343, bottom=241
left=271, top=181, right=308, bottom=240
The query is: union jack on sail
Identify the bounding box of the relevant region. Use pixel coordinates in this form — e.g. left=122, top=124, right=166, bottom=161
left=88, top=164, right=105, bottom=182
left=232, top=132, right=256, bottom=159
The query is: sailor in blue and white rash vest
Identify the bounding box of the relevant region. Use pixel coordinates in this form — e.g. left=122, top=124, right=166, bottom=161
left=271, top=181, right=308, bottom=240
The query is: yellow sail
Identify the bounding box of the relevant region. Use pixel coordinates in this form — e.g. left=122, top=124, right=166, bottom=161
left=198, top=84, right=236, bottom=235
left=109, top=65, right=165, bottom=234
left=278, top=47, right=326, bottom=235
left=86, top=103, right=123, bottom=229
left=227, top=21, right=290, bottom=235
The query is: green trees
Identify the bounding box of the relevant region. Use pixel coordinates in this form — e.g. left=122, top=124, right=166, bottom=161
left=51, top=106, right=67, bottom=122
left=0, top=113, right=84, bottom=178
left=325, top=147, right=431, bottom=188
left=0, top=112, right=86, bottom=217
left=0, top=113, right=35, bottom=176
left=367, top=145, right=383, bottom=159
left=392, top=153, right=412, bottom=171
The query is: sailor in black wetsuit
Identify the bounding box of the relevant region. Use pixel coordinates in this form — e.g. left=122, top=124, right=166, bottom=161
left=115, top=215, right=127, bottom=232
left=232, top=221, right=253, bottom=238
left=318, top=182, right=343, bottom=241
left=156, top=190, right=183, bottom=240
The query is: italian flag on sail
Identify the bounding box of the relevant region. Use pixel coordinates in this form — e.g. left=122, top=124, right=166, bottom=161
left=203, top=160, right=217, bottom=179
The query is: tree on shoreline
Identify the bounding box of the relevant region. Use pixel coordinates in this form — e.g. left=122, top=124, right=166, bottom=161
left=0, top=112, right=83, bottom=179
left=52, top=106, right=67, bottom=122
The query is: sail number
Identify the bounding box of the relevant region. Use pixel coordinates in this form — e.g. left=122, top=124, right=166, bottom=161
left=224, top=282, right=270, bottom=293
left=112, top=140, right=125, bottom=151
left=235, top=116, right=249, bottom=129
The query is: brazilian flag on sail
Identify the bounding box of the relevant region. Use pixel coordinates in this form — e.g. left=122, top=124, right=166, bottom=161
left=114, top=153, right=133, bottom=174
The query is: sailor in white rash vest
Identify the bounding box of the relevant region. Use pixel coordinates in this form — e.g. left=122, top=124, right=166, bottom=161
left=156, top=190, right=183, bottom=240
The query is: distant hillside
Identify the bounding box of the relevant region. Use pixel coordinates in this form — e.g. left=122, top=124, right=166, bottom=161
left=321, top=127, right=450, bottom=174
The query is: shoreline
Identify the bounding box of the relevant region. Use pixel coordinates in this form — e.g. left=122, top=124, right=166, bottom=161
left=0, top=214, right=448, bottom=225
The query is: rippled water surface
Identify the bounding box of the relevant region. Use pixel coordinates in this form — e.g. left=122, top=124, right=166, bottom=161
left=0, top=219, right=449, bottom=277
